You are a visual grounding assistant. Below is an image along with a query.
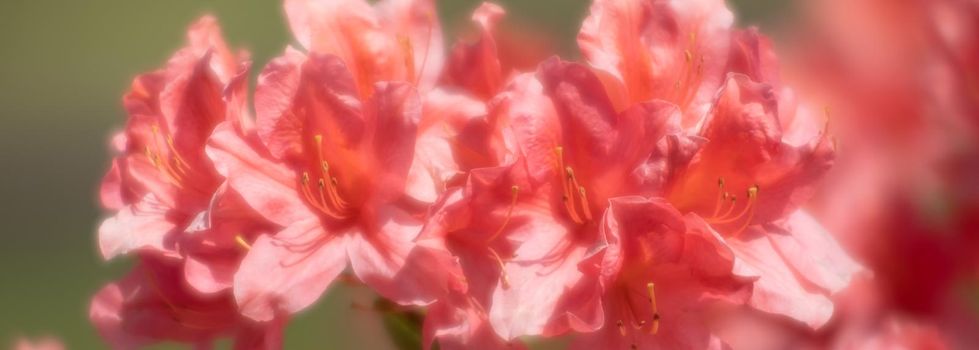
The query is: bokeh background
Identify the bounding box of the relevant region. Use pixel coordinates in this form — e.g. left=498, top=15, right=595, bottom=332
left=0, top=0, right=829, bottom=348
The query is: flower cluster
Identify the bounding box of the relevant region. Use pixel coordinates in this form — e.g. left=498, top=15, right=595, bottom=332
left=91, top=0, right=860, bottom=349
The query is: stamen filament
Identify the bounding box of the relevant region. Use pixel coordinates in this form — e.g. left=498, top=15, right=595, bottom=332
left=648, top=283, right=660, bottom=335
left=710, top=186, right=759, bottom=225
left=488, top=247, right=510, bottom=289
left=487, top=186, right=519, bottom=243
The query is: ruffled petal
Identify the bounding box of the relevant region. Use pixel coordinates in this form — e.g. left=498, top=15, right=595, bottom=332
left=206, top=124, right=315, bottom=227
left=98, top=194, right=177, bottom=260
left=347, top=204, right=445, bottom=305
left=234, top=218, right=347, bottom=321
left=728, top=228, right=835, bottom=329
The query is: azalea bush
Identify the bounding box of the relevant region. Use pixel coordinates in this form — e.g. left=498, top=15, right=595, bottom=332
left=85, top=0, right=978, bottom=349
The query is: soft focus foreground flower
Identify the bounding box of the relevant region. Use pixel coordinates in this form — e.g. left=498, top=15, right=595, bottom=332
left=574, top=0, right=859, bottom=341
left=788, top=0, right=979, bottom=347
left=91, top=257, right=283, bottom=349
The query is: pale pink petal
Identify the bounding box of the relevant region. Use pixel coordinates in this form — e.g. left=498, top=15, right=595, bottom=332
left=98, top=194, right=177, bottom=260
left=234, top=218, right=347, bottom=322
left=728, top=229, right=835, bottom=329
left=183, top=253, right=237, bottom=295
left=347, top=205, right=446, bottom=305
left=767, top=210, right=862, bottom=294
left=206, top=124, right=315, bottom=227
left=100, top=159, right=125, bottom=210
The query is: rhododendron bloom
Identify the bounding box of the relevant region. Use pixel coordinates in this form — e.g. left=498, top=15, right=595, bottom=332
left=96, top=16, right=276, bottom=298
left=91, top=257, right=282, bottom=349
left=98, top=16, right=243, bottom=260
left=578, top=0, right=734, bottom=127
left=87, top=0, right=870, bottom=348
left=210, top=50, right=452, bottom=321
left=421, top=57, right=679, bottom=345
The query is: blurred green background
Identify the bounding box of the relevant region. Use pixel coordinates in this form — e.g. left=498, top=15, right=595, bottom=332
left=0, top=0, right=789, bottom=348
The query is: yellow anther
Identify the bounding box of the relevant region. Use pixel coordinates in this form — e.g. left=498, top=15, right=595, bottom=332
left=617, top=320, right=627, bottom=336
left=235, top=235, right=252, bottom=250
left=684, top=49, right=693, bottom=64
left=647, top=283, right=660, bottom=335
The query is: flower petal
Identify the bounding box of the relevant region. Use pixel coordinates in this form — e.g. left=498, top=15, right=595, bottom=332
left=98, top=194, right=177, bottom=260
left=206, top=123, right=314, bottom=227
left=347, top=204, right=446, bottom=305
left=366, top=81, right=421, bottom=202
left=767, top=210, right=862, bottom=294
left=234, top=218, right=347, bottom=321
left=728, top=228, right=835, bottom=329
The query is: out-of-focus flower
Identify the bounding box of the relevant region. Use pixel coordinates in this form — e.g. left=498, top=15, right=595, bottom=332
left=787, top=0, right=979, bottom=347
left=574, top=0, right=859, bottom=341
left=91, top=257, right=283, bottom=349
left=12, top=337, right=64, bottom=350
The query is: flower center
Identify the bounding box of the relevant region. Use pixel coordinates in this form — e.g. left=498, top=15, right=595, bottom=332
left=555, top=147, right=594, bottom=225
left=144, top=124, right=194, bottom=190
left=299, top=134, right=352, bottom=220
left=705, top=177, right=759, bottom=236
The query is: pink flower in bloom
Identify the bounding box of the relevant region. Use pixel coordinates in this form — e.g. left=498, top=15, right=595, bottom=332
left=213, top=0, right=457, bottom=320
left=96, top=16, right=266, bottom=296
left=91, top=257, right=283, bottom=349
left=575, top=0, right=860, bottom=335
left=422, top=56, right=680, bottom=346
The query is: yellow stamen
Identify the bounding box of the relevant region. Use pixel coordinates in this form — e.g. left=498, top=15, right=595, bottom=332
left=399, top=36, right=416, bottom=83
left=488, top=247, right=510, bottom=289
left=711, top=186, right=759, bottom=224
left=235, top=235, right=252, bottom=250
left=487, top=186, right=519, bottom=243
left=711, top=177, right=726, bottom=217
left=617, top=320, right=627, bottom=336
left=648, top=282, right=660, bottom=335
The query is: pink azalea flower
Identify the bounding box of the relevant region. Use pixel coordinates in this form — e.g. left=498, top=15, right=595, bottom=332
left=210, top=49, right=453, bottom=321
left=96, top=17, right=276, bottom=298
left=575, top=0, right=860, bottom=332
left=407, top=2, right=555, bottom=204
left=283, top=0, right=444, bottom=95
left=421, top=56, right=680, bottom=346
left=577, top=0, right=734, bottom=127
left=90, top=257, right=283, bottom=349
left=789, top=0, right=979, bottom=346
